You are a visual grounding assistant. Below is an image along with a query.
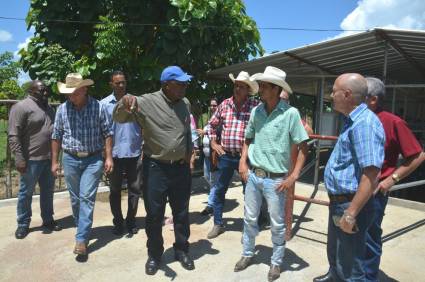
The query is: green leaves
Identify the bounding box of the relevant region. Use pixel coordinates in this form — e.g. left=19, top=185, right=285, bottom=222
left=20, top=0, right=263, bottom=102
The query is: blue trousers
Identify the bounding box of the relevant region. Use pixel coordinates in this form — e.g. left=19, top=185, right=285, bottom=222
left=212, top=153, right=245, bottom=225
left=364, top=193, right=388, bottom=282
left=17, top=160, right=54, bottom=227
left=62, top=152, right=104, bottom=243
left=327, top=199, right=375, bottom=282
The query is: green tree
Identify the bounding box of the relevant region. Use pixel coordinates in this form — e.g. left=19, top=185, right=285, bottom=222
left=0, top=51, right=25, bottom=119
left=20, top=0, right=263, bottom=102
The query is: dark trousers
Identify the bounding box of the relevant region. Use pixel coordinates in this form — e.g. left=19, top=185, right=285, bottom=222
left=108, top=156, right=142, bottom=228
left=327, top=199, right=375, bottom=282
left=143, top=157, right=191, bottom=261
left=364, top=193, right=388, bottom=282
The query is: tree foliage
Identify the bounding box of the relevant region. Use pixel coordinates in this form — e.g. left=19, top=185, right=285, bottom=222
left=20, top=0, right=263, bottom=102
left=0, top=52, right=24, bottom=100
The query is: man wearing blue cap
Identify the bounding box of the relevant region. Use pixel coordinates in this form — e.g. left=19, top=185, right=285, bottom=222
left=113, top=66, right=195, bottom=275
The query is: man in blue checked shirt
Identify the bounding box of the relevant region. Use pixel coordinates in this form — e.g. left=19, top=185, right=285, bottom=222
left=101, top=71, right=142, bottom=236
left=51, top=73, right=114, bottom=257
left=314, top=73, right=385, bottom=282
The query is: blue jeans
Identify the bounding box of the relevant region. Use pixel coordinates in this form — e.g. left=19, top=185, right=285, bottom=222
left=62, top=152, right=103, bottom=243
left=327, top=198, right=375, bottom=282
left=242, top=171, right=286, bottom=266
left=203, top=157, right=217, bottom=207
left=364, top=193, right=388, bottom=282
left=17, top=159, right=54, bottom=228
left=212, top=153, right=245, bottom=225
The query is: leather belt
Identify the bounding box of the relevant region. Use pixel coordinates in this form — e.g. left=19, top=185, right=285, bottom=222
left=328, top=193, right=355, bottom=203
left=252, top=167, right=286, bottom=179
left=224, top=150, right=241, bottom=157
left=152, top=158, right=185, bottom=165
left=64, top=149, right=102, bottom=158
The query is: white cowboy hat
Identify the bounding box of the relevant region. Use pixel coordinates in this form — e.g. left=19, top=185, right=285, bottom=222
left=57, top=73, right=94, bottom=94
left=229, top=71, right=259, bottom=95
left=251, top=66, right=293, bottom=94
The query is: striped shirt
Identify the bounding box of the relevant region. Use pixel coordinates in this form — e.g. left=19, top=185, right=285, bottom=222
left=208, top=96, right=259, bottom=152
left=324, top=103, right=385, bottom=195
left=52, top=96, right=113, bottom=153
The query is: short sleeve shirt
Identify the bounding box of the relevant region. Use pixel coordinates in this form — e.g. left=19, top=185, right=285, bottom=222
left=245, top=101, right=309, bottom=173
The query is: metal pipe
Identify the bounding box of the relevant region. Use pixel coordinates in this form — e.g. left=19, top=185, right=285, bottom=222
left=313, top=78, right=325, bottom=191
left=391, top=88, right=396, bottom=113
left=294, top=194, right=329, bottom=206
left=383, top=41, right=388, bottom=83
left=390, top=179, right=425, bottom=192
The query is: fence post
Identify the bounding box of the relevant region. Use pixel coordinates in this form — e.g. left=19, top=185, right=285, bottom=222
left=5, top=104, right=12, bottom=198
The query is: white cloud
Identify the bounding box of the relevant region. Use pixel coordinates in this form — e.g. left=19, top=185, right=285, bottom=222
left=339, top=0, right=425, bottom=37
left=0, top=29, right=12, bottom=42
left=14, top=36, right=32, bottom=58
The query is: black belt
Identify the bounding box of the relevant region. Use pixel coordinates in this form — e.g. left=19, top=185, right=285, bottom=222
left=151, top=158, right=185, bottom=165
left=224, top=150, right=241, bottom=157
left=64, top=149, right=102, bottom=158
left=252, top=167, right=286, bottom=179
left=328, top=193, right=355, bottom=203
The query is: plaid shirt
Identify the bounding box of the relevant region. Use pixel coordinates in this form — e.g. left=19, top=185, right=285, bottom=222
left=52, top=96, right=113, bottom=153
left=208, top=96, right=259, bottom=152
left=324, top=103, right=385, bottom=195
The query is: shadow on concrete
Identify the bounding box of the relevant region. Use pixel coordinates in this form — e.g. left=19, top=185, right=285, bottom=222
left=379, top=270, right=399, bottom=282
left=27, top=214, right=75, bottom=234
left=222, top=217, right=244, bottom=232
left=87, top=225, right=132, bottom=255
left=159, top=239, right=220, bottom=280
left=252, top=245, right=309, bottom=273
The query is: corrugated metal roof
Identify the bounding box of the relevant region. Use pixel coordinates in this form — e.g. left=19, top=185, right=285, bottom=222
left=207, top=28, right=425, bottom=95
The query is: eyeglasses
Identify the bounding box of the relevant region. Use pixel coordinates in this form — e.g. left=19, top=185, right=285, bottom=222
left=210, top=104, right=217, bottom=107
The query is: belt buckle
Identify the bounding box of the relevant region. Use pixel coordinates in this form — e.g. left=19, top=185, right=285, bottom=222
left=76, top=152, right=89, bottom=158
left=254, top=168, right=267, bottom=178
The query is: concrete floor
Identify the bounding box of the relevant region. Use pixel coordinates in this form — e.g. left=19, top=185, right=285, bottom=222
left=0, top=177, right=424, bottom=282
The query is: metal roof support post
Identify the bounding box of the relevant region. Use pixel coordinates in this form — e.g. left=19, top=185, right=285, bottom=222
left=391, top=88, right=396, bottom=114
left=383, top=41, right=388, bottom=83
left=313, top=77, right=325, bottom=191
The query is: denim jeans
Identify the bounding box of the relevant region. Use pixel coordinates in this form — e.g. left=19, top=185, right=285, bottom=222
left=364, top=192, right=388, bottom=282
left=242, top=171, right=286, bottom=266
left=327, top=198, right=375, bottom=282
left=142, top=157, right=191, bottom=260
left=212, top=153, right=245, bottom=225
left=17, top=159, right=54, bottom=228
left=203, top=157, right=218, bottom=207
left=62, top=152, right=103, bottom=243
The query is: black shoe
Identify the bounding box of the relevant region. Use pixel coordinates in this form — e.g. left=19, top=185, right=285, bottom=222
left=313, top=272, right=334, bottom=282
left=145, top=257, right=160, bottom=275
left=127, top=225, right=139, bottom=235
left=175, top=251, right=195, bottom=270
left=200, top=206, right=213, bottom=216
left=112, top=224, right=124, bottom=235
left=43, top=221, right=62, bottom=231
left=15, top=226, right=29, bottom=239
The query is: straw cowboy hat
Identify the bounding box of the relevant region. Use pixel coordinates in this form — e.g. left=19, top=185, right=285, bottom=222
left=251, top=66, right=292, bottom=94
left=57, top=73, right=94, bottom=94
left=229, top=71, right=259, bottom=94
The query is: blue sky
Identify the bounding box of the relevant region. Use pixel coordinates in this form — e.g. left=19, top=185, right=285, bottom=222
left=1, top=0, right=425, bottom=57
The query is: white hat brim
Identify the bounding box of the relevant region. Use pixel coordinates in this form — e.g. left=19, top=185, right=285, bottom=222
left=250, top=73, right=292, bottom=94
left=228, top=73, right=259, bottom=95
left=57, top=79, right=94, bottom=94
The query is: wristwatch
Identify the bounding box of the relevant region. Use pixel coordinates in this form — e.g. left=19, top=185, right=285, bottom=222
left=343, top=210, right=356, bottom=225
left=391, top=173, right=400, bottom=183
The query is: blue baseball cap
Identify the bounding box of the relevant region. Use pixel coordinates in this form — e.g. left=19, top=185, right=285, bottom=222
left=160, top=66, right=193, bottom=83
